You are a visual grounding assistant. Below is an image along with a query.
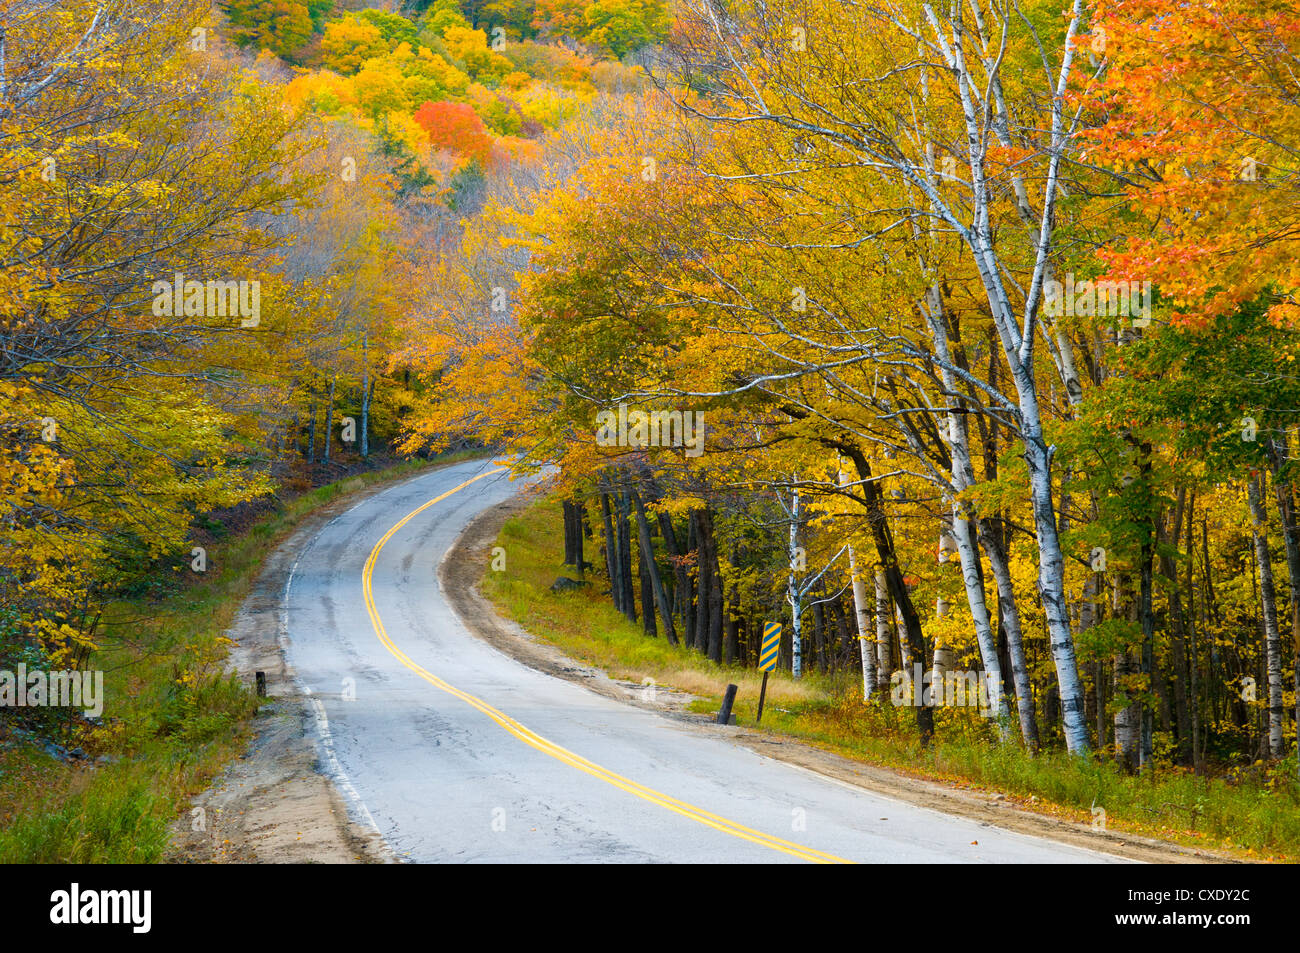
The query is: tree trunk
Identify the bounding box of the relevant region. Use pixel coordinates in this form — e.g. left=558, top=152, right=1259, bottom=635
left=1024, top=434, right=1090, bottom=754
left=574, top=502, right=586, bottom=579
left=789, top=588, right=803, bottom=677
left=874, top=571, right=893, bottom=688
left=831, top=593, right=851, bottom=671
left=360, top=331, right=370, bottom=458
left=848, top=546, right=878, bottom=700
left=307, top=401, right=317, bottom=464
left=839, top=444, right=932, bottom=742
left=960, top=56, right=1090, bottom=753
left=787, top=491, right=804, bottom=679
left=724, top=583, right=739, bottom=664
left=644, top=486, right=685, bottom=638
left=1268, top=445, right=1300, bottom=773
left=617, top=491, right=636, bottom=625
left=323, top=376, right=335, bottom=463
left=1095, top=659, right=1108, bottom=756
left=1139, top=535, right=1156, bottom=771
left=563, top=500, right=576, bottom=566
left=1114, top=576, right=1142, bottom=772
left=685, top=514, right=698, bottom=649
left=639, top=537, right=656, bottom=637
left=1187, top=494, right=1202, bottom=772
left=812, top=599, right=826, bottom=674
left=693, top=510, right=710, bottom=654
left=632, top=490, right=677, bottom=645
left=978, top=521, right=1039, bottom=749
left=599, top=488, right=621, bottom=614
left=1159, top=491, right=1193, bottom=765
left=922, top=294, right=1007, bottom=726
left=708, top=548, right=724, bottom=665
left=1247, top=475, right=1285, bottom=758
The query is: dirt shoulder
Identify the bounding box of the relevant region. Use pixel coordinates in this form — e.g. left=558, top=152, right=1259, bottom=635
left=443, top=493, right=1240, bottom=865
left=168, top=477, right=414, bottom=864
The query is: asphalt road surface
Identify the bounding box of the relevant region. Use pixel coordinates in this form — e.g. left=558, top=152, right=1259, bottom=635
left=281, top=458, right=1127, bottom=864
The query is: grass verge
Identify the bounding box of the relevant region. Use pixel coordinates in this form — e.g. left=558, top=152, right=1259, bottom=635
left=0, top=451, right=483, bottom=862
left=484, top=494, right=1300, bottom=862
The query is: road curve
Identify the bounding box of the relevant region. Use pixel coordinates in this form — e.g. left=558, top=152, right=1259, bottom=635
left=282, top=458, right=1127, bottom=864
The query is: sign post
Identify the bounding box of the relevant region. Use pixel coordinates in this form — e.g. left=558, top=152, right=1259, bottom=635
left=756, top=621, right=781, bottom=723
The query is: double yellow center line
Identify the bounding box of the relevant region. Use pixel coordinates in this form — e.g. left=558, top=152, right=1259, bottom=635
left=361, top=467, right=852, bottom=864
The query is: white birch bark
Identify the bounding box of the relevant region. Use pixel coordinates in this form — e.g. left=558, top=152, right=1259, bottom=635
left=921, top=290, right=1007, bottom=724
left=930, top=0, right=1093, bottom=753
left=848, top=545, right=877, bottom=701
left=932, top=591, right=953, bottom=686
left=1247, top=476, right=1285, bottom=757
left=875, top=571, right=893, bottom=686
left=1112, top=576, right=1141, bottom=769
left=979, top=522, right=1039, bottom=747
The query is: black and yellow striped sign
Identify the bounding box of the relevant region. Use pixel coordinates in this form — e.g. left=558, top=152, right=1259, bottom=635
left=759, top=622, right=781, bottom=672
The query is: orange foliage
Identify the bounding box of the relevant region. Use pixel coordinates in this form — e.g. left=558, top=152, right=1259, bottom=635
left=413, top=100, right=495, bottom=169
left=1088, top=0, right=1300, bottom=327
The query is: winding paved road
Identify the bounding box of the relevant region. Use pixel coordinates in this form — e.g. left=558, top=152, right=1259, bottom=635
left=281, top=458, right=1127, bottom=863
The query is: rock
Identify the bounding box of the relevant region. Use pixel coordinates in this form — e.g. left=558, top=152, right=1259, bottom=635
left=41, top=742, right=71, bottom=762
left=549, top=577, right=590, bottom=593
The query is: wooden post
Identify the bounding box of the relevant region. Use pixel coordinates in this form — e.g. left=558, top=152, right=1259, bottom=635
left=756, top=672, right=770, bottom=723
left=717, top=683, right=738, bottom=724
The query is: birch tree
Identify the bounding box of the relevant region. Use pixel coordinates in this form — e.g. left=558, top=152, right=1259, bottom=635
left=663, top=0, right=1094, bottom=751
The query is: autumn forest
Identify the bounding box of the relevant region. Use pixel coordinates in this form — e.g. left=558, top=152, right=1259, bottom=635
left=4, top=0, right=1300, bottom=863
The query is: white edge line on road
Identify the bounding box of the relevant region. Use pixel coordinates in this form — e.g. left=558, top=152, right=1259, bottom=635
left=268, top=460, right=498, bottom=861
left=282, top=538, right=390, bottom=855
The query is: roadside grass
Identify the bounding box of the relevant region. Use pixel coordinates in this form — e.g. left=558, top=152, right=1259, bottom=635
left=484, top=495, right=1300, bottom=862
left=0, top=451, right=484, bottom=863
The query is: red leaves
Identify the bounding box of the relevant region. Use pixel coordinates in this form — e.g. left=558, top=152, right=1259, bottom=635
left=413, top=100, right=495, bottom=169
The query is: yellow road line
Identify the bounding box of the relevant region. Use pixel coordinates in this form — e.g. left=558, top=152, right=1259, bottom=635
left=360, top=467, right=853, bottom=864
